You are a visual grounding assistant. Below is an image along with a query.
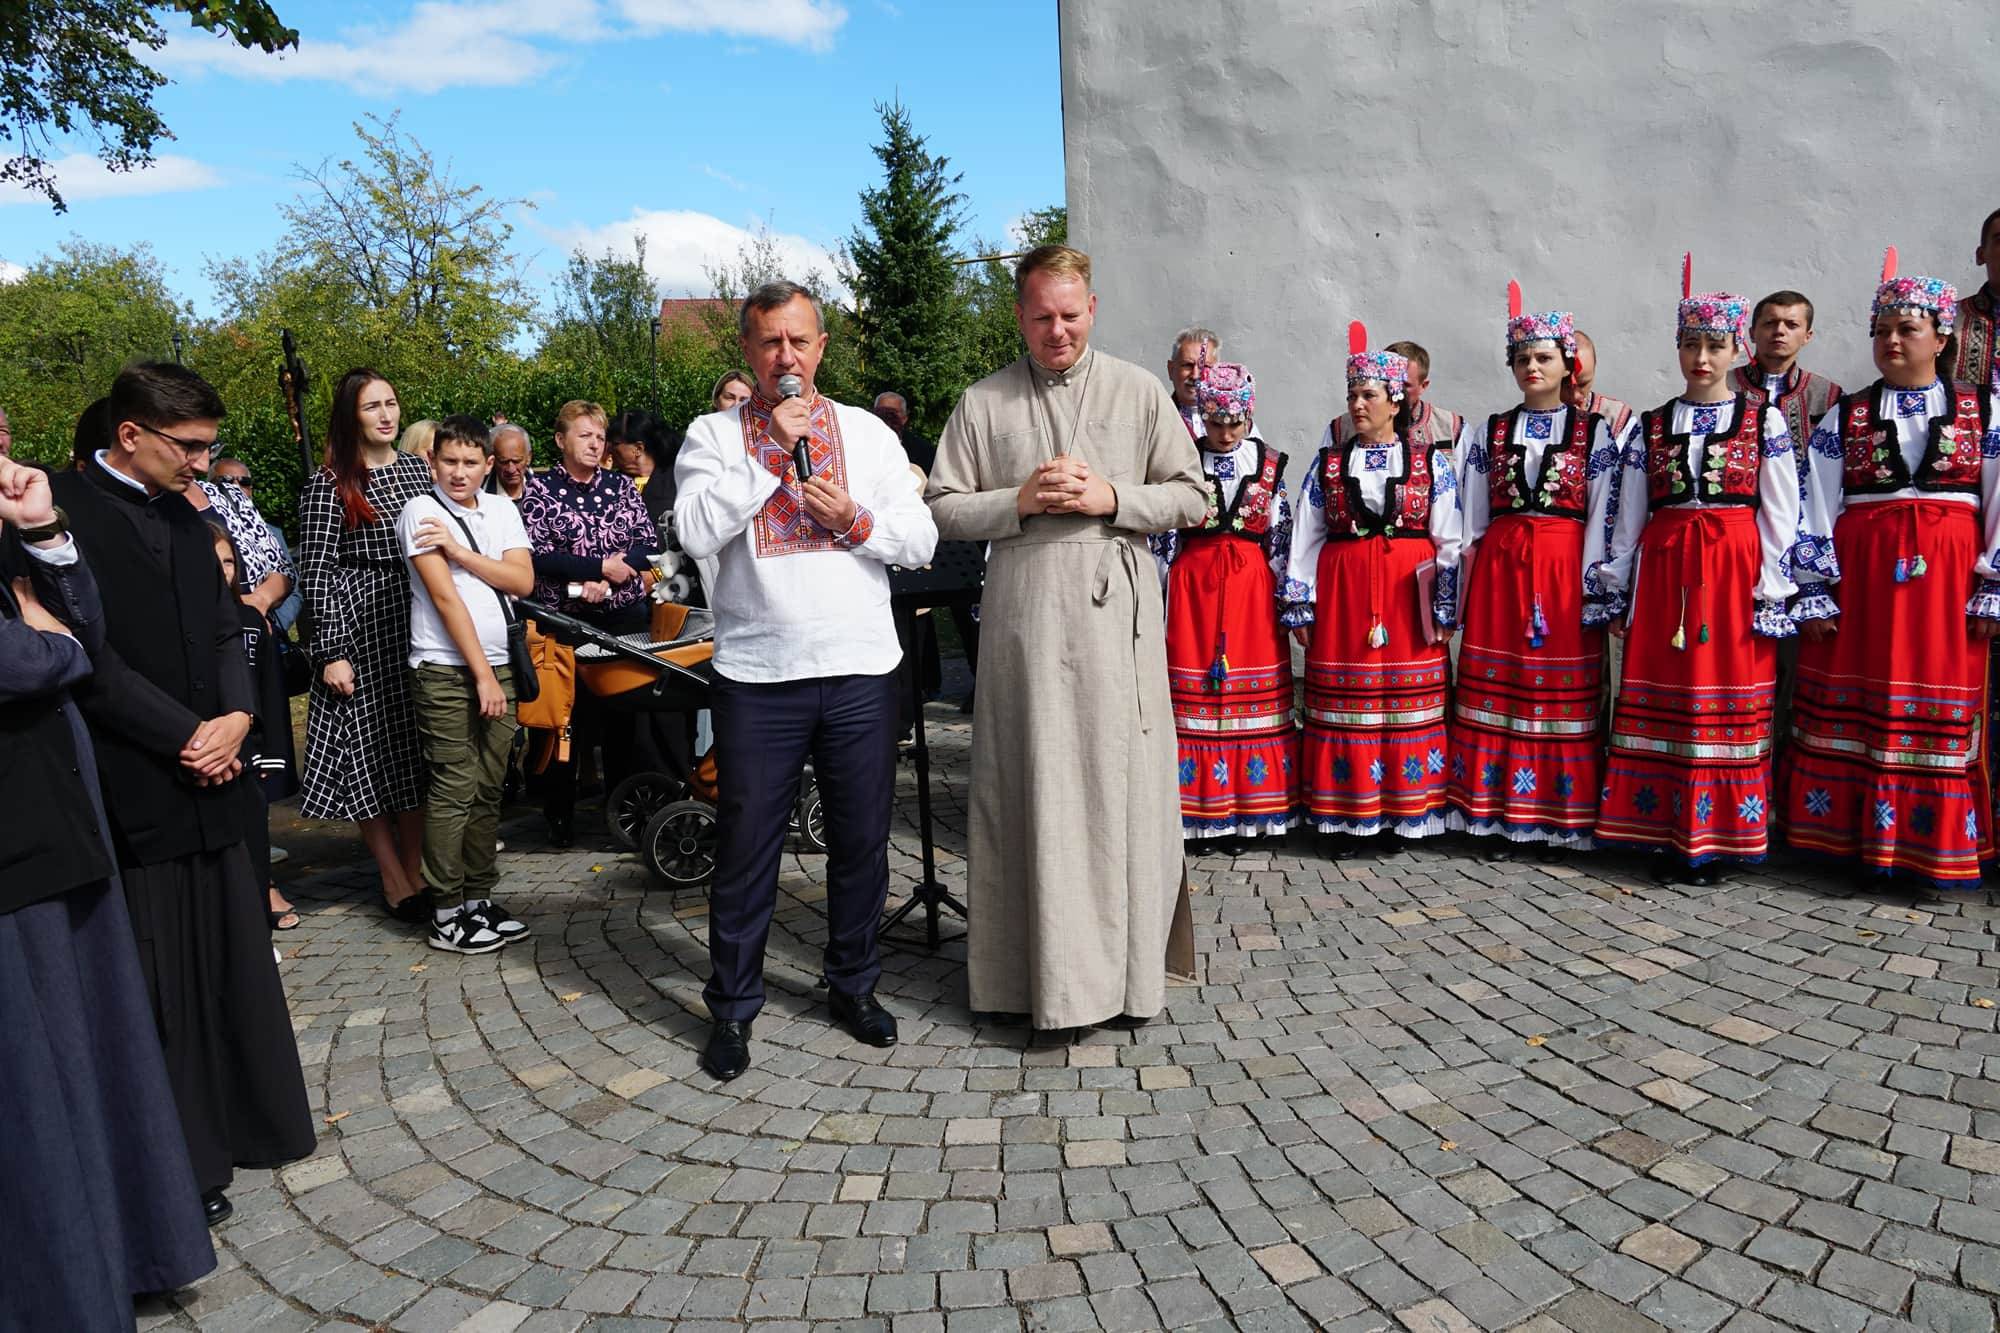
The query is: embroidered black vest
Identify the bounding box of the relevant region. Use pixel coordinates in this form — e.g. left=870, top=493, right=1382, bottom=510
left=1187, top=445, right=1287, bottom=544
left=1485, top=407, right=1595, bottom=519
left=1641, top=390, right=1766, bottom=512
left=1319, top=437, right=1434, bottom=540
left=1838, top=380, right=1989, bottom=496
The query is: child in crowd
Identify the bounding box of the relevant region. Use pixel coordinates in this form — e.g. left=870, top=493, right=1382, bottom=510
left=1593, top=260, right=1800, bottom=884
left=1153, top=363, right=1298, bottom=853
left=209, top=522, right=301, bottom=930
left=397, top=415, right=536, bottom=953
left=1286, top=325, right=1463, bottom=856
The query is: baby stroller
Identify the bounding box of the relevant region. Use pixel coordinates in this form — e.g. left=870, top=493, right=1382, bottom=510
left=518, top=598, right=828, bottom=889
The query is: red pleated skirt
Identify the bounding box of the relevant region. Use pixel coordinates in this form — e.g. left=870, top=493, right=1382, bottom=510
left=1447, top=514, right=1606, bottom=843
left=1598, top=506, right=1777, bottom=864
left=1301, top=535, right=1449, bottom=836
left=1166, top=532, right=1298, bottom=837
left=1780, top=499, right=1993, bottom=884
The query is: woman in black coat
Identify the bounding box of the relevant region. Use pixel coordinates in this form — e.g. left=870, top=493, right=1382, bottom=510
left=0, top=456, right=215, bottom=1328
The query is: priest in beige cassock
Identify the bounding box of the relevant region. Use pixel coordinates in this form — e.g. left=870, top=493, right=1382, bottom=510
left=926, top=244, right=1206, bottom=1031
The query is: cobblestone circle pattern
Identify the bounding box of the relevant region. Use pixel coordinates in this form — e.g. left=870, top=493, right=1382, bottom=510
left=140, top=715, right=2000, bottom=1333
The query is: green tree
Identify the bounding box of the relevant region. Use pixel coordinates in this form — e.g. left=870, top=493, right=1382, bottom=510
left=702, top=219, right=863, bottom=408
left=1, top=1, right=296, bottom=211
left=0, top=239, right=190, bottom=460
left=540, top=236, right=663, bottom=400
left=845, top=99, right=966, bottom=434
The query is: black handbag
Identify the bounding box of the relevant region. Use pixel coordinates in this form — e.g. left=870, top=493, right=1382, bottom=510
left=444, top=509, right=541, bottom=705
left=276, top=630, right=313, bottom=697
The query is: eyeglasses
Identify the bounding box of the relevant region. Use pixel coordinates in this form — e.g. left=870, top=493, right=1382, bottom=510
left=142, top=424, right=216, bottom=459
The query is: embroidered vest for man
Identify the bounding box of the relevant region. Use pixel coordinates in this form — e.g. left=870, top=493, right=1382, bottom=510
left=1838, top=380, right=1989, bottom=497
left=1953, top=289, right=1997, bottom=391
left=1732, top=363, right=1841, bottom=462
left=1641, top=390, right=1766, bottom=512
left=1332, top=400, right=1458, bottom=451
left=1485, top=407, right=1595, bottom=519
left=739, top=393, right=850, bottom=557
left=1188, top=445, right=1287, bottom=544
left=1320, top=437, right=1433, bottom=539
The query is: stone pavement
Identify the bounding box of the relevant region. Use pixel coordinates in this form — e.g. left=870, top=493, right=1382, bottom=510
left=141, top=708, right=2000, bottom=1333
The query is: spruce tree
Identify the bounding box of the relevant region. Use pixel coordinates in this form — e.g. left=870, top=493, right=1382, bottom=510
left=846, top=99, right=966, bottom=434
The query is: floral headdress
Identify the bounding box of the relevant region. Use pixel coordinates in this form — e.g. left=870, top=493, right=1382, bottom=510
left=1505, top=280, right=1576, bottom=357
left=1676, top=253, right=1746, bottom=345
left=1194, top=361, right=1255, bottom=419
left=1345, top=321, right=1409, bottom=399
left=1871, top=246, right=1958, bottom=335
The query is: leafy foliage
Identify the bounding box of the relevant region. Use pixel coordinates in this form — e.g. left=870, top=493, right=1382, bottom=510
left=0, top=0, right=296, bottom=210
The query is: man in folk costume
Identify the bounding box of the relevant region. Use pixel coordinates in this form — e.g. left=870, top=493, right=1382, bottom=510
left=1330, top=340, right=1463, bottom=456
left=1285, top=325, right=1463, bottom=857
left=1734, top=292, right=1845, bottom=457
left=928, top=244, right=1206, bottom=1032
left=48, top=363, right=315, bottom=1225
left=1566, top=331, right=1635, bottom=439
left=1951, top=208, right=2000, bottom=392
left=1781, top=252, right=2000, bottom=887
left=1166, top=326, right=1222, bottom=441
left=1593, top=260, right=1801, bottom=885
left=1447, top=290, right=1625, bottom=858
left=1151, top=362, right=1299, bottom=855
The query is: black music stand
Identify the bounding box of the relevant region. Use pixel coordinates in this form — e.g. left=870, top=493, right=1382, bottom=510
left=880, top=541, right=985, bottom=950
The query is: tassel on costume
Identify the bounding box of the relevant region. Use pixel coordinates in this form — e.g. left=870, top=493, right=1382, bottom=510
left=1527, top=595, right=1548, bottom=650
left=1207, top=632, right=1229, bottom=690
left=1368, top=620, right=1388, bottom=648
left=1671, top=587, right=1687, bottom=651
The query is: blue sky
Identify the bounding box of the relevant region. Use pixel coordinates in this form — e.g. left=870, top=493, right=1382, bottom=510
left=0, top=0, right=1063, bottom=314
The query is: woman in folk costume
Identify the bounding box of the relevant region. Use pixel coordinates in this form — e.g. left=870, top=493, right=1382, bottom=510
left=1593, top=259, right=1801, bottom=884
left=1781, top=251, right=2000, bottom=886
left=1447, top=288, right=1625, bottom=858
left=1284, top=325, right=1463, bottom=857
left=1152, top=362, right=1298, bottom=854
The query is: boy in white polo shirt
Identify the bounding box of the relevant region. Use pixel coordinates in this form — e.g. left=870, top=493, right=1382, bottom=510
left=398, top=416, right=537, bottom=953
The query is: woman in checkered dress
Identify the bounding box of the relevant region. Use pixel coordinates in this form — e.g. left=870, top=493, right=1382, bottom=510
left=297, top=368, right=433, bottom=916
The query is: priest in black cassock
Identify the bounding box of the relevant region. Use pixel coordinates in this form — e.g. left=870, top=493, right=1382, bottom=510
left=49, top=362, right=315, bottom=1227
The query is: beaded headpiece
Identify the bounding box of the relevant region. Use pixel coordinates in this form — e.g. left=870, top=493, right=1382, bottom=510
left=1505, top=280, right=1576, bottom=356
left=1345, top=322, right=1409, bottom=398
left=1871, top=247, right=1958, bottom=334
left=1676, top=253, right=1747, bottom=345
left=1194, top=361, right=1254, bottom=419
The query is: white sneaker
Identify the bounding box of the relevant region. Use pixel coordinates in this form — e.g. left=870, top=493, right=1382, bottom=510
left=468, top=900, right=529, bottom=943
left=429, top=908, right=505, bottom=954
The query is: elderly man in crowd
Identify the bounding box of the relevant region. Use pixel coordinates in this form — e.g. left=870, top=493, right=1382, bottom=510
left=872, top=391, right=935, bottom=473
left=1165, top=326, right=1220, bottom=440
left=927, top=244, right=1206, bottom=1035
left=676, top=281, right=938, bottom=1079
left=489, top=422, right=533, bottom=501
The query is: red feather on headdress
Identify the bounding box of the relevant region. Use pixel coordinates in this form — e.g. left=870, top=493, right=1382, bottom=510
left=1507, top=280, right=1522, bottom=321
left=1681, top=252, right=1692, bottom=300
left=1348, top=321, right=1367, bottom=355
left=1881, top=246, right=1898, bottom=282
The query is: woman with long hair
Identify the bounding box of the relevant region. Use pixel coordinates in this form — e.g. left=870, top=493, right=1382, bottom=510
left=297, top=368, right=434, bottom=917
left=711, top=369, right=754, bottom=413
left=1285, top=324, right=1463, bottom=857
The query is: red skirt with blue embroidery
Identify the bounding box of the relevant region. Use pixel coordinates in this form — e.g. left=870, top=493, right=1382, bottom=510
left=1598, top=506, right=1776, bottom=864
left=1447, top=514, right=1605, bottom=844
left=1780, top=499, right=1993, bottom=885
left=1167, top=532, right=1298, bottom=837
left=1302, top=535, right=1450, bottom=836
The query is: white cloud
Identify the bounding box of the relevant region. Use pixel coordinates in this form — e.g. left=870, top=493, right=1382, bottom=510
left=556, top=208, right=843, bottom=298
left=0, top=153, right=224, bottom=207
left=0, top=259, right=24, bottom=283
left=615, top=0, right=848, bottom=51
left=700, top=164, right=750, bottom=192
left=158, top=0, right=848, bottom=92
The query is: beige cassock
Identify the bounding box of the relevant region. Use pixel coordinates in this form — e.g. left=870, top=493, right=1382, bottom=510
left=926, top=347, right=1206, bottom=1029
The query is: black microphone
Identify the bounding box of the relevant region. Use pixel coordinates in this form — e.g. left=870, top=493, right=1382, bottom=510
left=778, top=374, right=812, bottom=480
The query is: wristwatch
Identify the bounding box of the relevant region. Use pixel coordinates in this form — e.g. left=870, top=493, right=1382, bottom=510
left=14, top=506, right=67, bottom=542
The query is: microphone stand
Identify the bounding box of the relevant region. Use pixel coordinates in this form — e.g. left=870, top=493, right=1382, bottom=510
left=879, top=604, right=967, bottom=950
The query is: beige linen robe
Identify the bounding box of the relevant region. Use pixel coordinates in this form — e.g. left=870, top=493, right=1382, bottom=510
left=927, top=347, right=1206, bottom=1028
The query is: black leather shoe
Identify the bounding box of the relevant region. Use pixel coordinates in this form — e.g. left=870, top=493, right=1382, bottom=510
left=701, top=1019, right=752, bottom=1080
left=201, top=1189, right=232, bottom=1227
left=828, top=989, right=898, bottom=1047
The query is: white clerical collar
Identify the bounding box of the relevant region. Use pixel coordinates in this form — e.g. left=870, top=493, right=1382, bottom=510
left=1031, top=345, right=1093, bottom=387
left=95, top=449, right=155, bottom=497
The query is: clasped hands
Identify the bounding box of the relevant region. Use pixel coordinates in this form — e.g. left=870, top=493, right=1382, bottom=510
left=181, top=711, right=252, bottom=786
left=1016, top=455, right=1115, bottom=519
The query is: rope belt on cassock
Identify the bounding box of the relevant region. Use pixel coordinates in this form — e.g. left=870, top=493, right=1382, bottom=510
left=1093, top=538, right=1151, bottom=733
left=1006, top=518, right=1157, bottom=734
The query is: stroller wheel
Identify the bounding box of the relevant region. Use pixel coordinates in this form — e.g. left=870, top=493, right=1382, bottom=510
left=607, top=770, right=683, bottom=850
left=795, top=779, right=829, bottom=854
left=642, top=800, right=719, bottom=889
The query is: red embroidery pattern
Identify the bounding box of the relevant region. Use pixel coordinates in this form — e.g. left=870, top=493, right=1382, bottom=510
left=1644, top=391, right=1764, bottom=511
left=1321, top=438, right=1432, bottom=538
left=741, top=395, right=851, bottom=557
left=1487, top=409, right=1591, bottom=518
left=1839, top=382, right=1984, bottom=495
left=1193, top=447, right=1283, bottom=539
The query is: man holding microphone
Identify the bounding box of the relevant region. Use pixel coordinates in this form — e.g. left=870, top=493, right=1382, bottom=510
left=675, top=280, right=938, bottom=1080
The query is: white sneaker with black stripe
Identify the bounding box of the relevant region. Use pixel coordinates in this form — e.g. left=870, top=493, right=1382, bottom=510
left=430, top=907, right=506, bottom=954
left=468, top=900, right=529, bottom=943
